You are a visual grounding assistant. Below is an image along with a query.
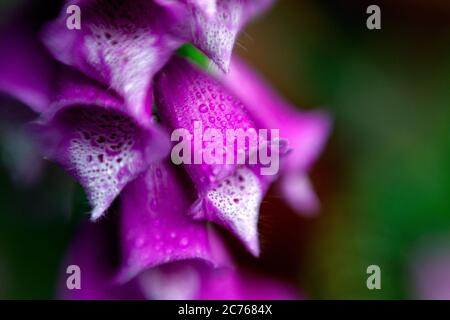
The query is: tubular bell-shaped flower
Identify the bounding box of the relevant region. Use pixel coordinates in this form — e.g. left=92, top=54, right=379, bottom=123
left=171, top=0, right=275, bottom=72
left=222, top=56, right=331, bottom=214
left=42, top=0, right=184, bottom=123
left=155, top=56, right=273, bottom=255
left=32, top=70, right=169, bottom=220
left=0, top=2, right=170, bottom=220
left=0, top=0, right=330, bottom=300
left=118, top=161, right=230, bottom=282
left=60, top=205, right=299, bottom=300
left=0, top=4, right=57, bottom=113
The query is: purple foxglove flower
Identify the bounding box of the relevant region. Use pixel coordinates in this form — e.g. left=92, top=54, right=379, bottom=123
left=0, top=4, right=170, bottom=219
left=32, top=70, right=169, bottom=220
left=42, top=0, right=274, bottom=116
left=155, top=0, right=217, bottom=17
left=118, top=161, right=230, bottom=282
left=172, top=0, right=275, bottom=72
left=0, top=0, right=327, bottom=301
left=155, top=56, right=272, bottom=255
left=222, top=56, right=331, bottom=215
left=42, top=0, right=184, bottom=123
left=0, top=7, right=57, bottom=113
left=61, top=211, right=299, bottom=300
left=0, top=0, right=278, bottom=220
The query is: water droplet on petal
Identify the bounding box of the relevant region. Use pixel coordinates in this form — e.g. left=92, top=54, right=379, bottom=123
left=180, top=237, right=189, bottom=247
left=135, top=237, right=145, bottom=248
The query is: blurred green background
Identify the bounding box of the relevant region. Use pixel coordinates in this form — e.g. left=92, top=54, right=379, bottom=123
left=0, top=0, right=450, bottom=299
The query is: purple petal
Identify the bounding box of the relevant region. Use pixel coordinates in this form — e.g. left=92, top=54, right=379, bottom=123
left=0, top=11, right=56, bottom=112
left=224, top=56, right=331, bottom=172
left=138, top=260, right=300, bottom=300
left=33, top=72, right=169, bottom=220
left=191, top=167, right=267, bottom=256
left=42, top=0, right=183, bottom=122
left=155, top=57, right=264, bottom=254
left=155, top=56, right=256, bottom=191
left=59, top=220, right=144, bottom=300
left=118, top=161, right=230, bottom=282
left=222, top=56, right=331, bottom=214
left=279, top=172, right=320, bottom=215
left=188, top=0, right=217, bottom=16
left=155, top=0, right=217, bottom=17
left=174, top=0, right=275, bottom=72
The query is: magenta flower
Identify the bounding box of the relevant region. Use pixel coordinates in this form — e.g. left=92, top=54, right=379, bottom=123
left=222, top=57, right=331, bottom=214
left=0, top=0, right=329, bottom=299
